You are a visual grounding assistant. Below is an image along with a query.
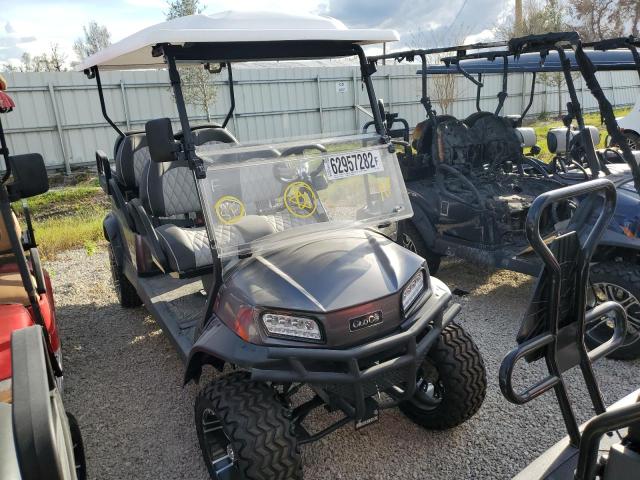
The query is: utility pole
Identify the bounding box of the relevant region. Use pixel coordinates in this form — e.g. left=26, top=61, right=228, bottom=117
left=515, top=0, right=523, bottom=36
left=382, top=42, right=386, bottom=65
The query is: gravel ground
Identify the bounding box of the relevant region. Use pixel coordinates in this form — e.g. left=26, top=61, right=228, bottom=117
left=50, top=248, right=640, bottom=480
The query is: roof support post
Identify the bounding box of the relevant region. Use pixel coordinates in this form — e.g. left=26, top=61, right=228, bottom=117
left=165, top=52, right=204, bottom=179
left=89, top=67, right=125, bottom=140
left=355, top=45, right=384, bottom=135
left=222, top=62, right=235, bottom=129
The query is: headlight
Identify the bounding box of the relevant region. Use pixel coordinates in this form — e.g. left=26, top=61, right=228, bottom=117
left=261, top=312, right=322, bottom=341
left=402, top=270, right=425, bottom=311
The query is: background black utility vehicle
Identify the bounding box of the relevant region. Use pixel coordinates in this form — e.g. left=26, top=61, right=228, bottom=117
left=500, top=178, right=640, bottom=479
left=369, top=32, right=640, bottom=360
left=79, top=12, right=487, bottom=480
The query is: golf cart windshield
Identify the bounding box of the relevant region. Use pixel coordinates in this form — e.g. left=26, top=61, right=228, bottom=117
left=196, top=133, right=411, bottom=258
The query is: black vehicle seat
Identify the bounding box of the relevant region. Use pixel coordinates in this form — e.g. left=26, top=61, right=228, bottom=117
left=467, top=113, right=523, bottom=170
left=194, top=126, right=239, bottom=145
left=113, top=133, right=150, bottom=195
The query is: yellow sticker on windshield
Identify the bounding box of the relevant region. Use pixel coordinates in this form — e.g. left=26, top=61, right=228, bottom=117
left=284, top=181, right=317, bottom=218
left=214, top=195, right=246, bottom=225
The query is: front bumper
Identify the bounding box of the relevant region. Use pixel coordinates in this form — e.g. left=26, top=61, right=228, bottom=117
left=188, top=278, right=459, bottom=419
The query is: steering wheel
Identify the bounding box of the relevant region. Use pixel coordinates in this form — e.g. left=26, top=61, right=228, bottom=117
left=273, top=144, right=327, bottom=184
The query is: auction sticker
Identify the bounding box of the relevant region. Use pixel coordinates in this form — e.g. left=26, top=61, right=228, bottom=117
left=323, top=148, right=384, bottom=180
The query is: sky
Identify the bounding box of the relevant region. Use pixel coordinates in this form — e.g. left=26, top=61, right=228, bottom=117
left=0, top=0, right=513, bottom=66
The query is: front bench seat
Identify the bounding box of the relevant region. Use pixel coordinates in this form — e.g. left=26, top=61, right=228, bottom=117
left=139, top=126, right=240, bottom=274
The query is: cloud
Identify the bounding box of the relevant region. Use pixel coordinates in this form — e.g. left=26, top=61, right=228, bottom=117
left=0, top=21, right=37, bottom=61
left=326, top=0, right=507, bottom=47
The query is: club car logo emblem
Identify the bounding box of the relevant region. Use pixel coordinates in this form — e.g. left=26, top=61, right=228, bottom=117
left=284, top=181, right=317, bottom=218
left=349, top=311, right=383, bottom=332
left=214, top=195, right=246, bottom=225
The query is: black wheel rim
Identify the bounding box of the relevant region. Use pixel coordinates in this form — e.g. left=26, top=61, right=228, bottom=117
left=402, top=233, right=417, bottom=253
left=411, top=359, right=443, bottom=411
left=201, top=408, right=238, bottom=479
left=587, top=282, right=640, bottom=349
left=626, top=135, right=639, bottom=150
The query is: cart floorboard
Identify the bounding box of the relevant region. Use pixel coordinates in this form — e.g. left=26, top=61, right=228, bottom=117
left=133, top=270, right=205, bottom=361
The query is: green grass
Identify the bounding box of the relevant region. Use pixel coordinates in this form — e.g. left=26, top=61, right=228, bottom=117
left=14, top=178, right=108, bottom=258
left=526, top=107, right=632, bottom=161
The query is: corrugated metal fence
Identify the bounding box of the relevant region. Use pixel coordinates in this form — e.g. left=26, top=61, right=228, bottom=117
left=1, top=64, right=638, bottom=171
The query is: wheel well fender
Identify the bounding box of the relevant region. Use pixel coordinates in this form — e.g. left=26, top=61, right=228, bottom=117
left=184, top=318, right=273, bottom=385
left=103, top=213, right=124, bottom=266
left=406, top=195, right=438, bottom=249
left=184, top=351, right=225, bottom=385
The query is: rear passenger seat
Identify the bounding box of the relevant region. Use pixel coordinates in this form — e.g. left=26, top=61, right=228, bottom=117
left=113, top=132, right=151, bottom=196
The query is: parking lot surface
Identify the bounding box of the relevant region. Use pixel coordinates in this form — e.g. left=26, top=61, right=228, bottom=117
left=52, top=248, right=639, bottom=480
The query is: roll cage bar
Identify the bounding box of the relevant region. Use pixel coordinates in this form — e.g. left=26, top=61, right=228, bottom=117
left=585, top=36, right=640, bottom=82
left=368, top=41, right=509, bottom=125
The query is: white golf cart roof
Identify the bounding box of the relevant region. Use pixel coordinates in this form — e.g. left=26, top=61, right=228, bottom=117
left=76, top=11, right=399, bottom=71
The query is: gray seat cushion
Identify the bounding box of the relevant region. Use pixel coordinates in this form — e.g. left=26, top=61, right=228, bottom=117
left=114, top=133, right=149, bottom=189
left=155, top=224, right=213, bottom=273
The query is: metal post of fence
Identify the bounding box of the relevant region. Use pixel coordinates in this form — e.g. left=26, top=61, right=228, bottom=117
left=609, top=71, right=617, bottom=108
left=387, top=74, right=392, bottom=112
left=316, top=76, right=324, bottom=133
left=47, top=83, right=70, bottom=175
left=353, top=70, right=360, bottom=131
left=120, top=80, right=131, bottom=130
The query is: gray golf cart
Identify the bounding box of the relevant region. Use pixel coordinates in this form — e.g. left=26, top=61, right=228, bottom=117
left=79, top=11, right=487, bottom=479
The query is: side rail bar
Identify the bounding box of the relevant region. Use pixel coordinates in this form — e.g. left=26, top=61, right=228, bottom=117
left=499, top=301, right=626, bottom=404
left=525, top=178, right=616, bottom=273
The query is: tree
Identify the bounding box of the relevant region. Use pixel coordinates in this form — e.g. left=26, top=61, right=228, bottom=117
left=16, top=44, right=67, bottom=72
left=73, top=21, right=111, bottom=60
left=165, top=0, right=217, bottom=122
left=495, top=0, right=569, bottom=118
left=407, top=26, right=471, bottom=116
left=569, top=0, right=639, bottom=41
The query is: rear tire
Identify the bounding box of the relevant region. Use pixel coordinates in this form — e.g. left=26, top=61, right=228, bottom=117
left=108, top=243, right=142, bottom=308
left=399, top=323, right=486, bottom=429
left=400, top=221, right=441, bottom=274
left=586, top=262, right=640, bottom=360
left=195, top=371, right=302, bottom=480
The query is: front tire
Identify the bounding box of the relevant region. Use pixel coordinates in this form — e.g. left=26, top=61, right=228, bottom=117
left=400, top=221, right=441, bottom=274
left=108, top=243, right=142, bottom=308
left=195, top=371, right=302, bottom=480
left=399, top=323, right=486, bottom=429
left=586, top=262, right=640, bottom=360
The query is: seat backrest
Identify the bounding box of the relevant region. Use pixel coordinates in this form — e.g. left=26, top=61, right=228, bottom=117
left=194, top=127, right=239, bottom=146
left=0, top=210, right=22, bottom=254
left=141, top=127, right=241, bottom=218
left=114, top=133, right=150, bottom=190
left=468, top=113, right=522, bottom=170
